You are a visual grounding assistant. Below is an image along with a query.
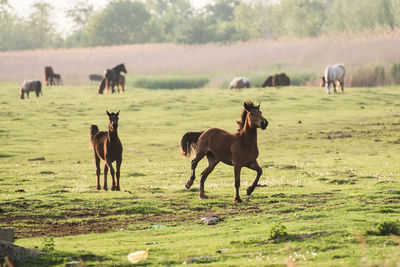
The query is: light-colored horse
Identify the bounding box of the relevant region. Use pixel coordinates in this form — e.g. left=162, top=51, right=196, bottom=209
left=20, top=80, right=42, bottom=99
left=229, top=77, right=250, bottom=89
left=321, top=64, right=345, bottom=94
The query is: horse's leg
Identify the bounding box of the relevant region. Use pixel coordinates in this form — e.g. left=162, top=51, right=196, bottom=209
left=103, top=164, right=108, bottom=190
left=105, top=158, right=116, bottom=191
left=94, top=153, right=101, bottom=190
left=111, top=81, right=115, bottom=94
left=340, top=80, right=344, bottom=93
left=333, top=81, right=337, bottom=93
left=198, top=152, right=219, bottom=199
left=185, top=151, right=205, bottom=189
left=234, top=165, right=243, bottom=203
left=26, top=91, right=29, bottom=98
left=105, top=79, right=109, bottom=94
left=115, top=158, right=122, bottom=191
left=246, top=161, right=263, bottom=196
left=325, top=83, right=330, bottom=94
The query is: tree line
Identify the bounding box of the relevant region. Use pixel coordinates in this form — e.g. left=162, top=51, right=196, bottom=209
left=1, top=0, right=400, bottom=51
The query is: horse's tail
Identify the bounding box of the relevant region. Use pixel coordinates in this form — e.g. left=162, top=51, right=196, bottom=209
left=89, top=125, right=99, bottom=149
left=180, top=131, right=203, bottom=157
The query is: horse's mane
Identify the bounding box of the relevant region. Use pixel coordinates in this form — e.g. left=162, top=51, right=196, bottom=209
left=237, top=101, right=258, bottom=131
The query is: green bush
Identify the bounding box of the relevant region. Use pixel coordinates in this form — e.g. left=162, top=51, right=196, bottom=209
left=289, top=72, right=317, bottom=86
left=130, top=74, right=210, bottom=89
left=268, top=223, right=288, bottom=240
left=390, top=62, right=400, bottom=85
left=350, top=64, right=387, bottom=87
left=377, top=221, right=399, bottom=235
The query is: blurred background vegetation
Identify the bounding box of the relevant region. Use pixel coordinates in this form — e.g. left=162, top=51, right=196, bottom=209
left=1, top=0, right=400, bottom=51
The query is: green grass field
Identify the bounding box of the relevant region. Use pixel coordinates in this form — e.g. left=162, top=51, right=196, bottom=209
left=0, top=80, right=399, bottom=266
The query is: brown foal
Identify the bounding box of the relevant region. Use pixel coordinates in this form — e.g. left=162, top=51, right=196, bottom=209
left=180, top=101, right=268, bottom=203
left=90, top=111, right=123, bottom=191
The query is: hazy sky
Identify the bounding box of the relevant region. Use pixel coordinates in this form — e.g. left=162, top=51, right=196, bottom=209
left=8, top=0, right=211, bottom=36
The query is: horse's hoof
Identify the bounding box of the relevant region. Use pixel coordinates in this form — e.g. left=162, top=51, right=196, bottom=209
left=233, top=197, right=243, bottom=203
left=246, top=186, right=254, bottom=196
left=198, top=194, right=208, bottom=200
left=103, top=186, right=108, bottom=191
left=116, top=187, right=120, bottom=191
left=111, top=187, right=116, bottom=191
left=185, top=181, right=193, bottom=189
left=96, top=186, right=101, bottom=190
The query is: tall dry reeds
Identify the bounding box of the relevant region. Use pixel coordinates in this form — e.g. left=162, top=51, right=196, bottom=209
left=1, top=31, right=400, bottom=85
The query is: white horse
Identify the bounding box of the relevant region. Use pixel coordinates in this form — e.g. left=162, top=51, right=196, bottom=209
left=321, top=64, right=345, bottom=94
left=229, top=77, right=250, bottom=89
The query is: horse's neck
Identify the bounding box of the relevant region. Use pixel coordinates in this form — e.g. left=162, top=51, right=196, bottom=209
left=240, top=119, right=258, bottom=143
left=108, top=129, right=119, bottom=141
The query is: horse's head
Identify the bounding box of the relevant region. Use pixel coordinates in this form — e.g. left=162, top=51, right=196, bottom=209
left=106, top=110, right=120, bottom=132
left=320, top=76, right=326, bottom=87
left=243, top=101, right=268, bottom=130
left=118, top=64, right=127, bottom=74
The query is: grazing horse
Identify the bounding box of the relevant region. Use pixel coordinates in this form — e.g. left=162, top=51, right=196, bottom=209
left=53, top=73, right=62, bottom=85
left=20, top=80, right=42, bottom=99
left=273, top=73, right=290, bottom=86
left=98, top=75, right=125, bottom=94
left=321, top=64, right=345, bottom=94
left=89, top=74, right=103, bottom=86
left=105, top=63, right=127, bottom=93
left=180, top=101, right=268, bottom=203
left=90, top=111, right=123, bottom=191
left=261, top=76, right=273, bottom=87
left=262, top=73, right=290, bottom=87
left=229, top=77, right=250, bottom=89
left=44, top=66, right=55, bottom=86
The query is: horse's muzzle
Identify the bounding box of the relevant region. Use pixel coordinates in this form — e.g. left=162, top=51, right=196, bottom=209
left=260, top=119, right=268, bottom=130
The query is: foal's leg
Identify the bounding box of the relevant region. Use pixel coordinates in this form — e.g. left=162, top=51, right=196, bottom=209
left=105, top=158, right=117, bottom=191
left=94, top=153, right=101, bottom=190
left=246, top=161, right=263, bottom=196
left=115, top=158, right=122, bottom=191
left=198, top=153, right=219, bottom=199
left=185, top=151, right=205, bottom=189
left=103, top=164, right=109, bottom=190
left=234, top=165, right=243, bottom=203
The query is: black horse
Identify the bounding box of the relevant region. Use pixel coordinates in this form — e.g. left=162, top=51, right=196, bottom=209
left=105, top=64, right=127, bottom=93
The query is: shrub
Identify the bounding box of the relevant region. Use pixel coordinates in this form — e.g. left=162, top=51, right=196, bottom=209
left=268, top=223, right=288, bottom=240
left=349, top=64, right=387, bottom=87
left=390, top=62, right=400, bottom=85
left=377, top=221, right=399, bottom=235
left=289, top=72, right=316, bottom=86
left=130, top=74, right=210, bottom=89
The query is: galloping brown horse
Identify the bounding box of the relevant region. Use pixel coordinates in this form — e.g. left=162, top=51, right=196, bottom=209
left=90, top=111, right=123, bottom=191
left=180, top=101, right=268, bottom=203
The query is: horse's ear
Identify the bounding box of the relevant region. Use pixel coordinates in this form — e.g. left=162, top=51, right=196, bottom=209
left=116, top=110, right=120, bottom=116
left=256, top=103, right=260, bottom=110
left=106, top=111, right=111, bottom=116
left=244, top=102, right=249, bottom=111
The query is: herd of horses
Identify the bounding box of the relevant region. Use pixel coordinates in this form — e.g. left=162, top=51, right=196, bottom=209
left=16, top=62, right=345, bottom=202
left=228, top=64, right=345, bottom=93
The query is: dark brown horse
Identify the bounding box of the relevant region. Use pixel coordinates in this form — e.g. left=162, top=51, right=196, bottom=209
left=90, top=111, right=123, bottom=191
left=180, top=101, right=268, bottom=203
left=98, top=75, right=125, bottom=94
left=44, top=66, right=55, bottom=86
left=105, top=63, right=127, bottom=93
